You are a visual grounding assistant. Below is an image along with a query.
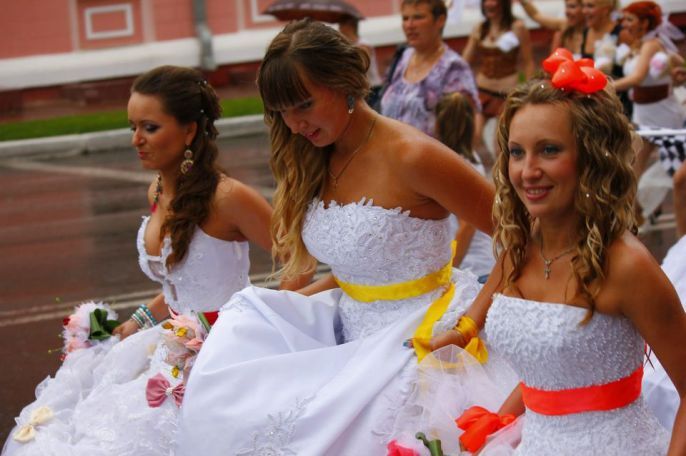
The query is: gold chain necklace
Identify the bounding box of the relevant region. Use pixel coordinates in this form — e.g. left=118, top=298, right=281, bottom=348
left=329, top=116, right=377, bottom=189
left=539, top=241, right=575, bottom=280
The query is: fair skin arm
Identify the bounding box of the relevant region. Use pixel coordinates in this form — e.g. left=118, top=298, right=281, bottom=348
left=550, top=30, right=564, bottom=52
left=672, top=67, right=686, bottom=86
left=453, top=223, right=477, bottom=268
left=113, top=292, right=170, bottom=339
left=431, top=253, right=505, bottom=350
left=610, top=236, right=686, bottom=454
left=613, top=39, right=662, bottom=91
left=520, top=0, right=567, bottom=31
left=296, top=273, right=338, bottom=296
left=514, top=21, right=536, bottom=80
left=462, top=25, right=481, bottom=65
left=397, top=137, right=495, bottom=235
left=215, top=179, right=308, bottom=292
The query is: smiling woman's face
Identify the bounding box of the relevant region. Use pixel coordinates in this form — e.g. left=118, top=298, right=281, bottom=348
left=507, top=102, right=580, bottom=225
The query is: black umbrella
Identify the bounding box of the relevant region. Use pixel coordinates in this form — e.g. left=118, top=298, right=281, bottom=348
left=262, top=0, right=364, bottom=23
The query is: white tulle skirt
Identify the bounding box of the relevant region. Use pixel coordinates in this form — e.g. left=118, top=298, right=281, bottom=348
left=388, top=345, right=520, bottom=455
left=178, top=270, right=485, bottom=455
left=3, top=325, right=184, bottom=456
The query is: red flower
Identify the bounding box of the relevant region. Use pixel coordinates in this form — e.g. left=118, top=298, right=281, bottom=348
left=387, top=440, right=419, bottom=456
left=62, top=316, right=71, bottom=327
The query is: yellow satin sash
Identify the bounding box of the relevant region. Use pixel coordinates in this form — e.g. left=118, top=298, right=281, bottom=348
left=333, top=241, right=457, bottom=362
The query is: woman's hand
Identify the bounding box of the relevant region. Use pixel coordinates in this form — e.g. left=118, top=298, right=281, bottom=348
left=112, top=319, right=140, bottom=341
left=430, top=328, right=468, bottom=351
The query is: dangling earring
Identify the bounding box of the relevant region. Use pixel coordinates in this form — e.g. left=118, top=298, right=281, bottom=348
left=347, top=95, right=355, bottom=114
left=180, top=146, right=194, bottom=174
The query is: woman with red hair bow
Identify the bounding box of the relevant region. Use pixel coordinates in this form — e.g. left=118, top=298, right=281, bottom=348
left=391, top=51, right=686, bottom=455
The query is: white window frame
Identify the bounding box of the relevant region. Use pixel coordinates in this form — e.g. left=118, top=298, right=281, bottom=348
left=84, top=3, right=134, bottom=40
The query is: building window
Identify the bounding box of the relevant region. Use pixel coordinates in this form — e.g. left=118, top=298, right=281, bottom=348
left=85, top=4, right=134, bottom=40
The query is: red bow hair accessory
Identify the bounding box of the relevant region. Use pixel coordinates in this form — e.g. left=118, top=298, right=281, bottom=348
left=542, top=48, right=607, bottom=94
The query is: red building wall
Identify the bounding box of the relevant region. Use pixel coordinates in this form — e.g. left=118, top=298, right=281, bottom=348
left=0, top=0, right=73, bottom=59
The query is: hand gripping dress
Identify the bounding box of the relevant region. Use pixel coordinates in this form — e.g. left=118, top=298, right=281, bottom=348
left=481, top=294, right=670, bottom=455
left=177, top=198, right=483, bottom=455
left=3, top=216, right=250, bottom=456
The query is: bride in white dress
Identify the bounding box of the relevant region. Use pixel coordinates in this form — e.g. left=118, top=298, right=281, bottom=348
left=177, top=19, right=496, bottom=455
left=425, top=64, right=686, bottom=454
left=3, top=66, right=279, bottom=456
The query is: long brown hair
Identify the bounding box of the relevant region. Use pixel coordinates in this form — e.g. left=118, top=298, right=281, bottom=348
left=493, top=79, right=636, bottom=322
left=258, top=19, right=370, bottom=279
left=480, top=0, right=516, bottom=40
left=131, top=65, right=222, bottom=268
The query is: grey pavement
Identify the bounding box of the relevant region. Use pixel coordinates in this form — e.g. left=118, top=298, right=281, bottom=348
left=0, top=118, right=279, bottom=441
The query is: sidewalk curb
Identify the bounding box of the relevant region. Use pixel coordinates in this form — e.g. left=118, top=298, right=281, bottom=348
left=0, top=114, right=267, bottom=159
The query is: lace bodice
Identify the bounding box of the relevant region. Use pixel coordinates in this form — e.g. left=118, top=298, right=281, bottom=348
left=484, top=294, right=669, bottom=454
left=136, top=216, right=250, bottom=315
left=303, top=198, right=453, bottom=285
left=486, top=294, right=643, bottom=389
left=302, top=199, right=458, bottom=341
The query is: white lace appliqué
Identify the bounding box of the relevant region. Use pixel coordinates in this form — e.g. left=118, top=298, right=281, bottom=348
left=236, top=396, right=315, bottom=456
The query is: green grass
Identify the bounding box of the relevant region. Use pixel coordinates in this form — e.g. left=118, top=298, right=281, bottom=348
left=0, top=96, right=264, bottom=142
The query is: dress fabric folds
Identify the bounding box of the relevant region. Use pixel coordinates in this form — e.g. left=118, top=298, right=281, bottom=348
left=178, top=199, right=484, bottom=455
left=3, top=216, right=251, bottom=456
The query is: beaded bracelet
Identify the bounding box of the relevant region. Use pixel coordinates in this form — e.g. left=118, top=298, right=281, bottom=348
left=130, top=311, right=147, bottom=330
left=138, top=304, right=159, bottom=326
left=130, top=304, right=158, bottom=330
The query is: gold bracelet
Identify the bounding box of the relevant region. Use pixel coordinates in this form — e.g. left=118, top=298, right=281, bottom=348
left=453, top=315, right=479, bottom=340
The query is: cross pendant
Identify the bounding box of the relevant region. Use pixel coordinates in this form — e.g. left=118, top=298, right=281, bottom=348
left=543, top=260, right=552, bottom=280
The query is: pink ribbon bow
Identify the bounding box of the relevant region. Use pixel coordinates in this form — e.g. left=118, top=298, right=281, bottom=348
left=542, top=48, right=607, bottom=94
left=146, top=373, right=185, bottom=407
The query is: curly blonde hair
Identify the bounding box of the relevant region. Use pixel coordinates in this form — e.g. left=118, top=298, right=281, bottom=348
left=493, top=79, right=636, bottom=321
left=257, top=19, right=370, bottom=279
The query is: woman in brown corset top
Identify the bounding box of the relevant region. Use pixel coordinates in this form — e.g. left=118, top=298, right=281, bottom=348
left=462, top=0, right=534, bottom=159
left=519, top=0, right=585, bottom=55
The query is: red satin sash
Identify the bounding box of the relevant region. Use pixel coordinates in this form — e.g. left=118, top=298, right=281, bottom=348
left=202, top=311, right=219, bottom=326
left=520, top=366, right=643, bottom=416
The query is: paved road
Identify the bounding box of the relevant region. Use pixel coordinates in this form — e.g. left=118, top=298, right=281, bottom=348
left=0, top=133, right=679, bottom=443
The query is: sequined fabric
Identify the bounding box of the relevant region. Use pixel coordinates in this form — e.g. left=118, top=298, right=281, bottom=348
left=485, top=294, right=669, bottom=455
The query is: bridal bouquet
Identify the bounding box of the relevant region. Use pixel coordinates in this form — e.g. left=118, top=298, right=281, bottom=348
left=160, top=312, right=210, bottom=380
left=61, top=301, right=120, bottom=360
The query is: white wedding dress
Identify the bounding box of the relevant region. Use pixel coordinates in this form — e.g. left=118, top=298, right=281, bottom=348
left=3, top=216, right=251, bottom=456
left=480, top=294, right=669, bottom=455
left=178, top=198, right=483, bottom=455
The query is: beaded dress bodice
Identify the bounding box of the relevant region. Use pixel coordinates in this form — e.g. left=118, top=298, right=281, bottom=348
left=485, top=294, right=669, bottom=454
left=136, top=216, right=250, bottom=315
left=302, top=199, right=455, bottom=341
